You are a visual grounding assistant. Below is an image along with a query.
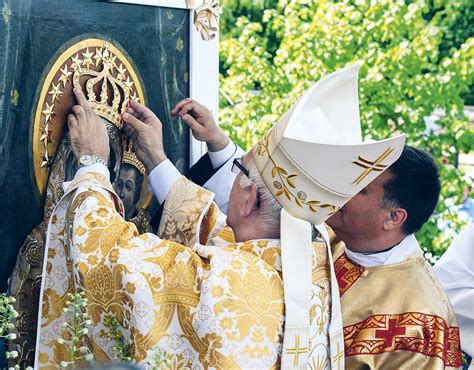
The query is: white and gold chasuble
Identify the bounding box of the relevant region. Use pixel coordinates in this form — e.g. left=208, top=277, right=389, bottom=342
left=35, top=173, right=339, bottom=369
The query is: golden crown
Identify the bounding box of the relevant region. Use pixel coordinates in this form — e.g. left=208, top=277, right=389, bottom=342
left=122, top=136, right=146, bottom=176
left=72, top=42, right=140, bottom=128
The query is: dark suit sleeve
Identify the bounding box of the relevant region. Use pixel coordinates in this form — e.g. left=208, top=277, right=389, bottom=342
left=185, top=153, right=217, bottom=186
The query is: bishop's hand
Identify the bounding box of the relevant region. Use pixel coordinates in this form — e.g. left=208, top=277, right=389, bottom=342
left=171, top=98, right=229, bottom=152
left=68, top=88, right=110, bottom=162
left=122, top=100, right=167, bottom=173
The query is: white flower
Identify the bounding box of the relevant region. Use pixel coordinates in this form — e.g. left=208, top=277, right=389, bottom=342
left=83, top=353, right=94, bottom=361
left=5, top=351, right=18, bottom=359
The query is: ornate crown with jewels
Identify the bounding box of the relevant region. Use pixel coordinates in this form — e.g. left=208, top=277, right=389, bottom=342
left=71, top=42, right=140, bottom=129
left=122, top=136, right=146, bottom=176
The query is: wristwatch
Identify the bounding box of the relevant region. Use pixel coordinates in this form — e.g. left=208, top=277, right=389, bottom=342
left=78, top=154, right=108, bottom=169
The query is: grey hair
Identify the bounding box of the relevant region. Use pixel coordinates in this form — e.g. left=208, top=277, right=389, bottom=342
left=239, top=156, right=282, bottom=237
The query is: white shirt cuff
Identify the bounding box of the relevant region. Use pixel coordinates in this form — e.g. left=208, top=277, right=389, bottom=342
left=208, top=141, right=239, bottom=169
left=62, top=163, right=110, bottom=192
left=147, top=159, right=181, bottom=205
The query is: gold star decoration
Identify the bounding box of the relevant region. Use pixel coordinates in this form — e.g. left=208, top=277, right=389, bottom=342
left=48, top=83, right=63, bottom=102
left=40, top=126, right=52, bottom=147
left=116, top=63, right=126, bottom=81
left=82, top=48, right=94, bottom=68
left=94, top=47, right=103, bottom=66
left=70, top=53, right=83, bottom=71
left=130, top=91, right=139, bottom=102
left=109, top=54, right=117, bottom=67
left=59, top=65, right=72, bottom=87
left=124, top=76, right=134, bottom=90
left=40, top=151, right=50, bottom=168
left=42, top=102, right=55, bottom=124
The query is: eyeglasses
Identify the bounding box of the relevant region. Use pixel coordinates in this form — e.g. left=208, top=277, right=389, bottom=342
left=231, top=157, right=250, bottom=178
left=231, top=157, right=261, bottom=208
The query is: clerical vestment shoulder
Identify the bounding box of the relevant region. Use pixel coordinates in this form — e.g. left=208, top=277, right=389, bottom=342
left=37, top=174, right=332, bottom=369
left=333, top=247, right=463, bottom=369
left=158, top=177, right=333, bottom=369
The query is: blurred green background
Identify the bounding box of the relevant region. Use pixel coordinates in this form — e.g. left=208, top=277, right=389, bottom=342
left=218, top=0, right=474, bottom=261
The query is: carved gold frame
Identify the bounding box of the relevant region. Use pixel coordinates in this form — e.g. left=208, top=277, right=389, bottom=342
left=32, top=38, right=145, bottom=196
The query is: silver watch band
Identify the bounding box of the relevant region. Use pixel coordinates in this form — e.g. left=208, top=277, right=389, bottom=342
left=78, top=155, right=108, bottom=168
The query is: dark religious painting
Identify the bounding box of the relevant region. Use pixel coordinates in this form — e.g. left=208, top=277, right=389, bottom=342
left=0, top=0, right=190, bottom=366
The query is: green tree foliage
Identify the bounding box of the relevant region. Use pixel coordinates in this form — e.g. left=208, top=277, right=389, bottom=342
left=219, top=0, right=474, bottom=259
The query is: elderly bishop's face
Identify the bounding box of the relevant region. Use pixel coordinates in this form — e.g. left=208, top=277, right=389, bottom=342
left=226, top=152, right=252, bottom=230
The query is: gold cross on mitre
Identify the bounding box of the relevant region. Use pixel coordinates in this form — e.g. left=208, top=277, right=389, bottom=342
left=286, top=334, right=308, bottom=367
left=351, top=147, right=395, bottom=185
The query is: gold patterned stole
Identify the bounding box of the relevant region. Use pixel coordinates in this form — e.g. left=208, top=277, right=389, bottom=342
left=158, top=176, right=216, bottom=247
left=36, top=172, right=124, bottom=368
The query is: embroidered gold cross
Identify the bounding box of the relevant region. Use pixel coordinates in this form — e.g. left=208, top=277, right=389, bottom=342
left=333, top=341, right=344, bottom=370
left=286, top=334, right=308, bottom=366
left=351, top=147, right=395, bottom=185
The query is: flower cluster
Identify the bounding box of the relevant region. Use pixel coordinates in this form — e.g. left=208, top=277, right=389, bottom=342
left=57, top=292, right=94, bottom=368
left=0, top=293, right=20, bottom=369
left=146, top=345, right=170, bottom=370
left=103, top=315, right=132, bottom=362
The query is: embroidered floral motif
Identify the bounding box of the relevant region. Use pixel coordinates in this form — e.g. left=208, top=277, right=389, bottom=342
left=255, top=131, right=337, bottom=215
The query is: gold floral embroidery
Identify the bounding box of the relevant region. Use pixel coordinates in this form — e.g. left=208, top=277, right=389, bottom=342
left=47, top=248, right=56, bottom=259
left=211, top=286, right=224, bottom=298
left=87, top=254, right=98, bottom=265
left=255, top=130, right=338, bottom=215
left=199, top=332, right=224, bottom=367
left=215, top=257, right=284, bottom=341
left=216, top=226, right=235, bottom=243
left=108, top=248, right=120, bottom=263
left=38, top=172, right=332, bottom=369
left=125, top=282, right=136, bottom=294
left=158, top=177, right=214, bottom=248
left=41, top=288, right=68, bottom=326
left=76, top=262, right=132, bottom=324
left=144, top=244, right=202, bottom=307
left=75, top=225, right=87, bottom=236
left=220, top=317, right=233, bottom=329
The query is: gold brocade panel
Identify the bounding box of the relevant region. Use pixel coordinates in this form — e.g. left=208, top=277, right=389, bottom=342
left=5, top=3, right=192, bottom=367
left=35, top=174, right=334, bottom=369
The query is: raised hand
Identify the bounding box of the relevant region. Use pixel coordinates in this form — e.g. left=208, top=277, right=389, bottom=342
left=122, top=100, right=167, bottom=173
left=171, top=98, right=229, bottom=152
left=68, top=88, right=110, bottom=162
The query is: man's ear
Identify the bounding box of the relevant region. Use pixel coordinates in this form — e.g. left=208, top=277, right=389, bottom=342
left=382, top=208, right=408, bottom=231
left=240, top=185, right=258, bottom=218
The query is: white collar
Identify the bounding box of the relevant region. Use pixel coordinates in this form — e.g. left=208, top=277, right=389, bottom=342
left=345, top=234, right=420, bottom=267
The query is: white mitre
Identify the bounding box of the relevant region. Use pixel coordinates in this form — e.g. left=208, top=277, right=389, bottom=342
left=251, top=65, right=406, bottom=369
